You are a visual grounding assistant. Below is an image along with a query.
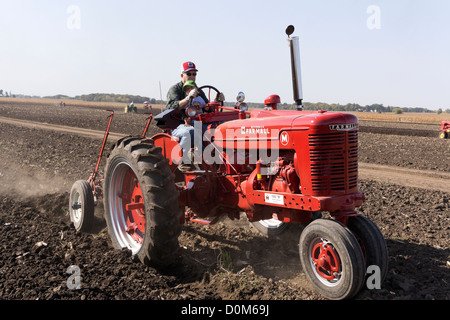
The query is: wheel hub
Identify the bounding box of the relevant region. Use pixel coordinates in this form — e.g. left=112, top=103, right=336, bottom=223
left=119, top=168, right=145, bottom=244
left=311, top=239, right=342, bottom=282
left=71, top=192, right=82, bottom=223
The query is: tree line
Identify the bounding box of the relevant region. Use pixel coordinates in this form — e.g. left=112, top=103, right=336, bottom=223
left=277, top=102, right=450, bottom=114
left=0, top=89, right=14, bottom=97
left=4, top=90, right=449, bottom=113
left=43, top=93, right=152, bottom=104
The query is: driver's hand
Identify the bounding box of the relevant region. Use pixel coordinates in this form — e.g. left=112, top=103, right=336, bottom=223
left=187, top=88, right=198, bottom=98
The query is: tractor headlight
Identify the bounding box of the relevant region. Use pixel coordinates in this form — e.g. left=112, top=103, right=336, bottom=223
left=186, top=105, right=198, bottom=117
left=239, top=102, right=248, bottom=112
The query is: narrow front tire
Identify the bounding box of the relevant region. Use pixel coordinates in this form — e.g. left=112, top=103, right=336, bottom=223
left=69, top=180, right=95, bottom=233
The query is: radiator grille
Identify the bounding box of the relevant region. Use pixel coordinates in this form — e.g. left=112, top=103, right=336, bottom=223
left=309, top=131, right=358, bottom=194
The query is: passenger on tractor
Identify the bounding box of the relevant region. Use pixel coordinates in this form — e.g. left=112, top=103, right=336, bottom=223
left=171, top=80, right=207, bottom=171
left=166, top=62, right=209, bottom=171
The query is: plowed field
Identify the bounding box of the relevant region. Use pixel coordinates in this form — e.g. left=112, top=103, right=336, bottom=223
left=0, top=100, right=448, bottom=303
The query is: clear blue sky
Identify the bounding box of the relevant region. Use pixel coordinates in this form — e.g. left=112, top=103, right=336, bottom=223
left=1, top=0, right=449, bottom=110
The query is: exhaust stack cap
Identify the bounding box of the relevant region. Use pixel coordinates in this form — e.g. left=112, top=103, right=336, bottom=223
left=286, top=25, right=303, bottom=111
left=286, top=25, right=295, bottom=37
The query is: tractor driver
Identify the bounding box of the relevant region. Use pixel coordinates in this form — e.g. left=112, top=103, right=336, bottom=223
left=166, top=61, right=209, bottom=171
left=166, top=61, right=209, bottom=113
left=171, top=80, right=207, bottom=170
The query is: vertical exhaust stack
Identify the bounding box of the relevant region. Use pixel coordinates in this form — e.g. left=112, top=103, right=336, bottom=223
left=286, top=25, right=303, bottom=111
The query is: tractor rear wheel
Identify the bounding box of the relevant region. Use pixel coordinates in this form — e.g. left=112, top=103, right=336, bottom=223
left=299, top=219, right=366, bottom=300
left=103, top=136, right=182, bottom=268
left=69, top=180, right=95, bottom=232
left=440, top=131, right=447, bottom=139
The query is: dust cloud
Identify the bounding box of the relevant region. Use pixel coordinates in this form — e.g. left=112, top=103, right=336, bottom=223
left=0, top=162, right=69, bottom=198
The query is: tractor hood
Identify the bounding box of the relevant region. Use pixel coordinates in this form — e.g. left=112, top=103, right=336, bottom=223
left=212, top=109, right=359, bottom=149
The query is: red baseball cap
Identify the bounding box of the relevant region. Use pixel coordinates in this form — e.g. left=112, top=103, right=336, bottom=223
left=181, top=61, right=198, bottom=73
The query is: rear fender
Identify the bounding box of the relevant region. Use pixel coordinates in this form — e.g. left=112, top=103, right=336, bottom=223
left=151, top=133, right=182, bottom=166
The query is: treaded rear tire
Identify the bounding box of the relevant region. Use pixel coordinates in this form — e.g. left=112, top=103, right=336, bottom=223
left=103, top=136, right=182, bottom=268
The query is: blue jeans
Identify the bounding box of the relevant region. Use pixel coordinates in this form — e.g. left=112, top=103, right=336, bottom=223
left=172, top=123, right=195, bottom=163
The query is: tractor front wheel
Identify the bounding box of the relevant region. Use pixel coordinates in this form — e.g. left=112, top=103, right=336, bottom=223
left=348, top=215, right=388, bottom=285
left=440, top=131, right=447, bottom=139
left=103, top=136, right=182, bottom=268
left=299, top=219, right=366, bottom=300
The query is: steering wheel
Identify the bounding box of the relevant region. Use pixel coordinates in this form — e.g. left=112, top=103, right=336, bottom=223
left=198, top=85, right=224, bottom=111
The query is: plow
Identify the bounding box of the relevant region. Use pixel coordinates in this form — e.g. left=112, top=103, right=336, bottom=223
left=69, top=26, right=388, bottom=300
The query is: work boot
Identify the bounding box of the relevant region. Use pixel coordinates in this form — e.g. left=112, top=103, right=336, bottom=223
left=178, top=162, right=196, bottom=172
left=177, top=151, right=196, bottom=172
left=178, top=147, right=203, bottom=172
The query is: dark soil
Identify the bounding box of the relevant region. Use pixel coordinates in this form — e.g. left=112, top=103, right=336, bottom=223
left=0, top=100, right=449, bottom=302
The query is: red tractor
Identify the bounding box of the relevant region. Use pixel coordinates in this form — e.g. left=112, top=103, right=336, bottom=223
left=69, top=26, right=388, bottom=300
left=440, top=121, right=450, bottom=139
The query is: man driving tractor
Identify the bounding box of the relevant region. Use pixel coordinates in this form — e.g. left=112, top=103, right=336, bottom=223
left=166, top=61, right=209, bottom=171
left=166, top=61, right=209, bottom=111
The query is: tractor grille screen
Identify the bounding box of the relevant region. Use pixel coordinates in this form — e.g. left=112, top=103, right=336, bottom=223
left=308, top=131, right=358, bottom=195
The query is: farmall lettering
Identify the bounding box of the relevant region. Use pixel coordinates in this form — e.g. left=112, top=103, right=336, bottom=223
left=329, top=123, right=358, bottom=131
left=240, top=126, right=270, bottom=135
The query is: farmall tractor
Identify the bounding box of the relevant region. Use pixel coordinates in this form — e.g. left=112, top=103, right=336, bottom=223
left=440, top=121, right=450, bottom=139
left=69, top=26, right=388, bottom=300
